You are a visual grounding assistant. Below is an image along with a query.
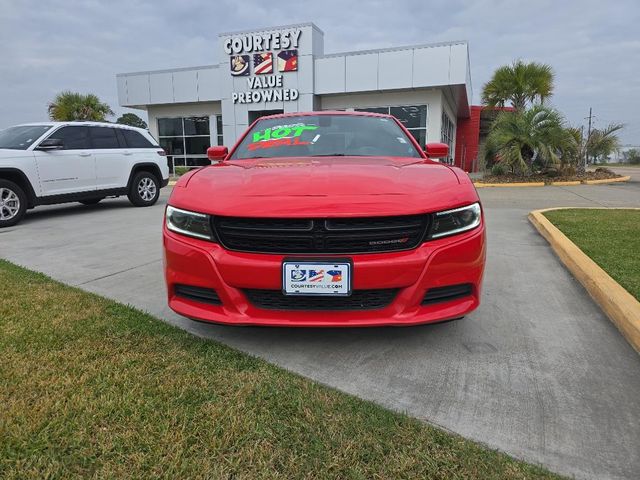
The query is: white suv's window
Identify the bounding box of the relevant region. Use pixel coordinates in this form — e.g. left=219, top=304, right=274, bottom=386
left=49, top=126, right=91, bottom=150
left=121, top=129, right=155, bottom=148
left=89, top=127, right=119, bottom=149
left=0, top=125, right=51, bottom=150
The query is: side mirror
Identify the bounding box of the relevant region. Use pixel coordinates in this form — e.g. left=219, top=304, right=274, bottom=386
left=37, top=138, right=64, bottom=151
left=425, top=143, right=449, bottom=159
left=207, top=146, right=228, bottom=161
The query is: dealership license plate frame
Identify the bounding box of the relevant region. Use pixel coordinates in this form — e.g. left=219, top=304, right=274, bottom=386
left=282, top=258, right=353, bottom=296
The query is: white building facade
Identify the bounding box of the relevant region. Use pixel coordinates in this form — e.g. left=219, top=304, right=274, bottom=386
left=116, top=23, right=472, bottom=169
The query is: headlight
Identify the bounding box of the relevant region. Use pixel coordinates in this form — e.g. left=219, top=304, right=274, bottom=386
left=165, top=205, right=215, bottom=241
left=430, top=203, right=481, bottom=239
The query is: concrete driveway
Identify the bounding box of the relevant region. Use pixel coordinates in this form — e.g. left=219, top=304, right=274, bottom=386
left=2, top=178, right=640, bottom=480
left=610, top=165, right=640, bottom=183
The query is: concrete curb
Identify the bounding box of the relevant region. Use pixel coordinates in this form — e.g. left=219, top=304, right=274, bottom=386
left=550, top=180, right=581, bottom=186
left=474, top=182, right=545, bottom=188
left=584, top=176, right=631, bottom=185
left=474, top=176, right=630, bottom=188
left=528, top=207, right=640, bottom=355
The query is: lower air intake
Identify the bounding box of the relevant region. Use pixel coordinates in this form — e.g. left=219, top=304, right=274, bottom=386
left=174, top=284, right=222, bottom=305
left=422, top=284, right=473, bottom=305
left=243, top=289, right=399, bottom=311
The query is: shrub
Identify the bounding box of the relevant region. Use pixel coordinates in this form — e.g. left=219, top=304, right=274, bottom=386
left=491, top=163, right=507, bottom=176
left=174, top=166, right=191, bottom=176
left=482, top=106, right=572, bottom=175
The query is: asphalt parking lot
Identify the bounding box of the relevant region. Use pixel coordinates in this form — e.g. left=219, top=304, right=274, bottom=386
left=2, top=171, right=640, bottom=480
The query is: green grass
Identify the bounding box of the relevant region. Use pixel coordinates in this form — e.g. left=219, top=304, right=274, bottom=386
left=544, top=209, right=640, bottom=300
left=0, top=260, right=563, bottom=480
left=170, top=166, right=193, bottom=177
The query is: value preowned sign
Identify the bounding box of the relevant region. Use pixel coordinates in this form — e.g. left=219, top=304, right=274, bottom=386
left=225, top=29, right=301, bottom=104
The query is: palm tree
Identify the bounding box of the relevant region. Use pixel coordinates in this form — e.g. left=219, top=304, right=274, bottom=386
left=482, top=105, right=574, bottom=175
left=48, top=91, right=114, bottom=122
left=566, top=123, right=623, bottom=173
left=482, top=61, right=554, bottom=111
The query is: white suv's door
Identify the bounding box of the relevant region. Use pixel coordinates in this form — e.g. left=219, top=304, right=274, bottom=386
left=90, top=126, right=131, bottom=190
left=33, top=126, right=96, bottom=196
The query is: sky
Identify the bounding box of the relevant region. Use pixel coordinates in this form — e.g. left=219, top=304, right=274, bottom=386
left=1, top=0, right=639, bottom=144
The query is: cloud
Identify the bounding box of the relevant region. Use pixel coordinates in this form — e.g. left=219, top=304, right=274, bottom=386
left=1, top=0, right=638, bottom=143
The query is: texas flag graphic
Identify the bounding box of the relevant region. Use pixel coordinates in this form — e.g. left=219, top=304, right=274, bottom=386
left=277, top=49, right=298, bottom=72
left=253, top=53, right=273, bottom=74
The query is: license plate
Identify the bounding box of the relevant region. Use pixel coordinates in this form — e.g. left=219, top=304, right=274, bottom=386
left=282, top=260, right=352, bottom=296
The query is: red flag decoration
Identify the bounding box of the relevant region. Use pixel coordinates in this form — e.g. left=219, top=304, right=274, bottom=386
left=277, top=50, right=298, bottom=72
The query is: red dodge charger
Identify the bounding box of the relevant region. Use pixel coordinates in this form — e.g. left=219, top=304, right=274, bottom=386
left=163, top=111, right=485, bottom=326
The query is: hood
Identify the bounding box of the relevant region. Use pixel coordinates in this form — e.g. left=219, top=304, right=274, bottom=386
left=170, top=156, right=478, bottom=217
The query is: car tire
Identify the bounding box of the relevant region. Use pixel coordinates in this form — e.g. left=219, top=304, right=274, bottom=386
left=79, top=198, right=103, bottom=205
left=0, top=179, right=27, bottom=228
left=128, top=171, right=160, bottom=207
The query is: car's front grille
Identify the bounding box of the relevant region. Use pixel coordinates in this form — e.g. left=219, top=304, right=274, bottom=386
left=243, top=289, right=399, bottom=311
left=422, top=284, right=473, bottom=305
left=213, top=215, right=429, bottom=254
left=174, top=284, right=222, bottom=305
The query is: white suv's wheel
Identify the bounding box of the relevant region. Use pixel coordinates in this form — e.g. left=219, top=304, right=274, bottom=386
left=128, top=171, right=160, bottom=207
left=0, top=180, right=27, bottom=228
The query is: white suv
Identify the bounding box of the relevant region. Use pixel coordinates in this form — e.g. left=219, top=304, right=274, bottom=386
left=0, top=122, right=170, bottom=227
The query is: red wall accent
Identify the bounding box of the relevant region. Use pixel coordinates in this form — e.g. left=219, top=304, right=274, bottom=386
left=455, top=106, right=483, bottom=172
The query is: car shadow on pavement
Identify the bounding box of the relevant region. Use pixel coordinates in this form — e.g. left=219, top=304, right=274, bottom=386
left=183, top=313, right=470, bottom=354
left=19, top=197, right=165, bottom=225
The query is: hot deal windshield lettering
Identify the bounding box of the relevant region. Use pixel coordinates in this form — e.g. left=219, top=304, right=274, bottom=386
left=248, top=124, right=318, bottom=151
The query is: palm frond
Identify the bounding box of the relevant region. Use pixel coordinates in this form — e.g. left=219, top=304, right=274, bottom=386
left=481, top=60, right=554, bottom=111
left=48, top=91, right=113, bottom=122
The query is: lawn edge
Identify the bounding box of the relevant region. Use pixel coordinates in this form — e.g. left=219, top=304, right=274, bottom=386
left=528, top=207, right=640, bottom=355
left=474, top=176, right=630, bottom=188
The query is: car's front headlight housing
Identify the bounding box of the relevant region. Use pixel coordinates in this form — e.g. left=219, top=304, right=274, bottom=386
left=165, top=205, right=215, bottom=241
left=430, top=202, right=481, bottom=239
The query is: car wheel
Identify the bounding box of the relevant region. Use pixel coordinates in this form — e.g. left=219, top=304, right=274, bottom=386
left=79, top=198, right=103, bottom=205
left=128, top=172, right=159, bottom=207
left=0, top=180, right=27, bottom=228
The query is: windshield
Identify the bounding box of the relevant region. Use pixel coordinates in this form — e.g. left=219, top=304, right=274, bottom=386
left=0, top=125, right=52, bottom=150
left=230, top=114, right=422, bottom=160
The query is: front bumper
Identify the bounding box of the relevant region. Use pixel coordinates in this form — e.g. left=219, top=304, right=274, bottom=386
left=163, top=224, right=486, bottom=327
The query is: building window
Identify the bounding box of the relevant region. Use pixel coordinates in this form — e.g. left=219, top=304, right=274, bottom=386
left=441, top=112, right=455, bottom=163
left=216, top=116, right=224, bottom=146
left=355, top=105, right=427, bottom=146
left=158, top=116, right=223, bottom=171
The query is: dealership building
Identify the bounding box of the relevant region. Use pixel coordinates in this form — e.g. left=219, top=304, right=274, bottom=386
left=116, top=22, right=484, bottom=171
